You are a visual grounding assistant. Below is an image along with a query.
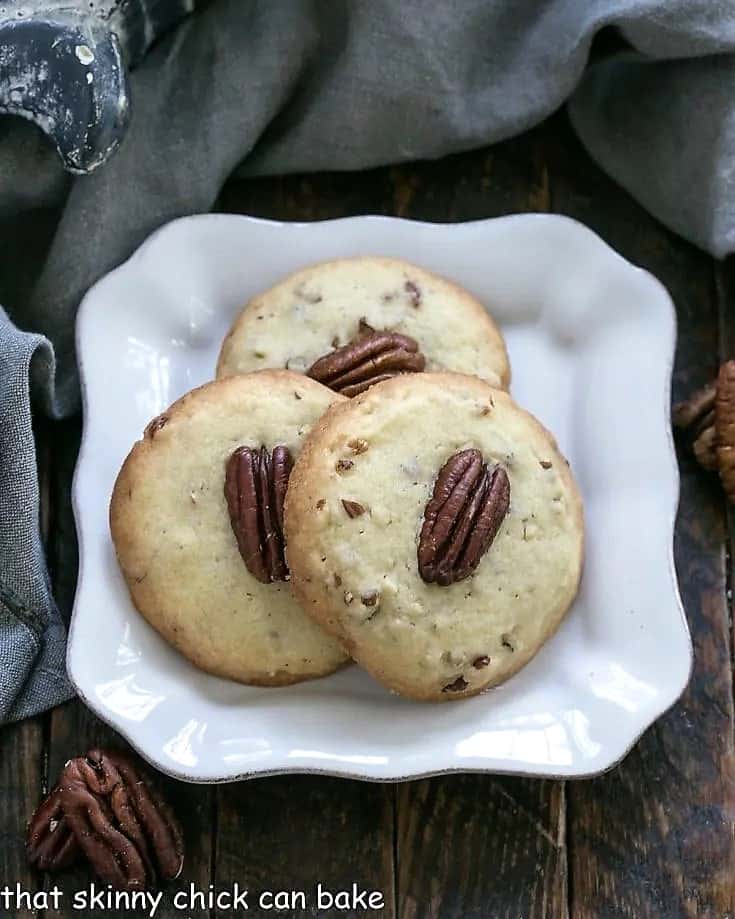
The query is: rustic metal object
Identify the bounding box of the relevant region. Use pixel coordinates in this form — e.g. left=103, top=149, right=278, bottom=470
left=0, top=1, right=197, bottom=173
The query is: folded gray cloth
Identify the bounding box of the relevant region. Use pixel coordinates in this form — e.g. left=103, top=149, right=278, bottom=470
left=0, top=309, right=73, bottom=720
left=2, top=0, right=735, bottom=722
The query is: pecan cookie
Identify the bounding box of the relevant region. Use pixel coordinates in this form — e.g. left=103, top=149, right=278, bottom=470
left=284, top=374, right=583, bottom=701
left=216, top=257, right=510, bottom=393
left=110, top=371, right=348, bottom=685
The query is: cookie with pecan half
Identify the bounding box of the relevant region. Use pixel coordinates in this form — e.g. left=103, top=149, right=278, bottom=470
left=284, top=373, right=583, bottom=701
left=110, top=371, right=348, bottom=685
left=216, top=257, right=510, bottom=393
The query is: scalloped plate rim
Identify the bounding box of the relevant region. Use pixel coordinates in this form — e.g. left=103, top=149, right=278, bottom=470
left=68, top=212, right=692, bottom=783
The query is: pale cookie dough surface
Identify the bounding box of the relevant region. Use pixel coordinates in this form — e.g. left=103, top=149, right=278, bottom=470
left=217, top=257, right=510, bottom=389
left=110, top=371, right=349, bottom=686
left=285, top=373, right=584, bottom=701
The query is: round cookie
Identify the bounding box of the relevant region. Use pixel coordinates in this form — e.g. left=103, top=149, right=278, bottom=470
left=284, top=373, right=584, bottom=701
left=216, top=257, right=510, bottom=392
left=110, top=371, right=349, bottom=686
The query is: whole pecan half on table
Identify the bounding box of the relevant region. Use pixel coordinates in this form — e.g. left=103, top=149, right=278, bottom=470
left=26, top=786, right=80, bottom=872
left=307, top=323, right=426, bottom=397
left=418, top=449, right=511, bottom=586
left=26, top=748, right=184, bottom=890
left=68, top=750, right=184, bottom=885
left=673, top=359, right=735, bottom=501
left=60, top=763, right=149, bottom=890
left=225, top=444, right=293, bottom=583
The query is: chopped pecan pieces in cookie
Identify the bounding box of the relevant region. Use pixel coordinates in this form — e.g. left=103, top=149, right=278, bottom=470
left=404, top=280, right=422, bottom=308
left=341, top=499, right=366, bottom=518
left=418, top=449, right=510, bottom=586
left=442, top=676, right=469, bottom=693
left=225, top=445, right=293, bottom=583
left=348, top=438, right=370, bottom=454
left=144, top=414, right=168, bottom=438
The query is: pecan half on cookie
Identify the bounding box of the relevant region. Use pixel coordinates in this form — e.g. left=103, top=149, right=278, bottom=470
left=418, top=449, right=510, bottom=586
left=225, top=444, right=293, bottom=583
left=307, top=324, right=425, bottom=397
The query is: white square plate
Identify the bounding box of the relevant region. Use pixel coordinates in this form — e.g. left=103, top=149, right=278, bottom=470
left=69, top=213, right=691, bottom=782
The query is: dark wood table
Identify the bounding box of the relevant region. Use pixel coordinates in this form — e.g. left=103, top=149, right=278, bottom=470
left=3, top=110, right=735, bottom=918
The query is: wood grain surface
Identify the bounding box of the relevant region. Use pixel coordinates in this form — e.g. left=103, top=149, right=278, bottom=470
left=3, top=111, right=733, bottom=918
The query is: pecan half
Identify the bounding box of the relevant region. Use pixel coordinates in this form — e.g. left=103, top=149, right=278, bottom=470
left=26, top=785, right=80, bottom=872
left=717, top=361, right=735, bottom=500
left=26, top=748, right=184, bottom=891
left=59, top=759, right=149, bottom=890
left=82, top=749, right=184, bottom=882
left=307, top=326, right=425, bottom=397
left=225, top=445, right=293, bottom=583
left=418, top=449, right=510, bottom=586
left=672, top=379, right=718, bottom=471
left=672, top=379, right=717, bottom=430
left=55, top=749, right=184, bottom=890
left=673, top=360, right=735, bottom=498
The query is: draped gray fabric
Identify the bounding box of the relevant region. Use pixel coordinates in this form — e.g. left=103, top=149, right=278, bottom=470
left=2, top=0, right=734, bottom=721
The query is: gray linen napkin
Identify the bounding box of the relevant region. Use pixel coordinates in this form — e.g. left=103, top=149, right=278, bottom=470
left=0, top=310, right=72, bottom=720
left=2, top=0, right=735, bottom=722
